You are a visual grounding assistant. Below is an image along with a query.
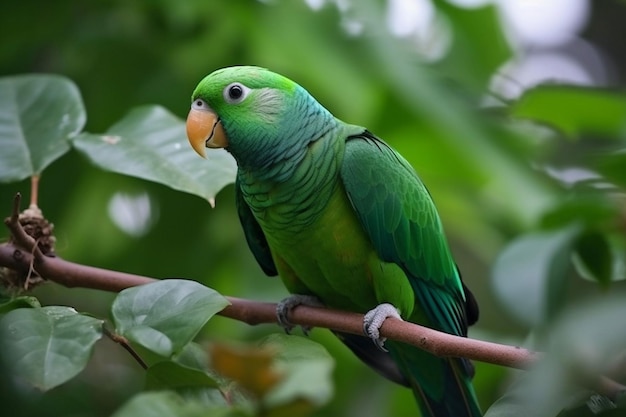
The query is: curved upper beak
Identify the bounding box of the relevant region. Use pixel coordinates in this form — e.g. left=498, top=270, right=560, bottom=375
left=186, top=108, right=229, bottom=158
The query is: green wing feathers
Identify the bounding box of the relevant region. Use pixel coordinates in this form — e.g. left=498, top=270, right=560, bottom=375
left=340, top=131, right=481, bottom=417
left=340, top=131, right=471, bottom=336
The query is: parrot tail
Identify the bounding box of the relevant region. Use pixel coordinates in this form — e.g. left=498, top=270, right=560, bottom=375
left=388, top=342, right=482, bottom=417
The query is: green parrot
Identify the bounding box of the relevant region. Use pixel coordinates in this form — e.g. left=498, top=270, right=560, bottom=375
left=186, top=66, right=481, bottom=417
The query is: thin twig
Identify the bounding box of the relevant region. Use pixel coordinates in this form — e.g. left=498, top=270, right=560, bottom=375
left=103, top=325, right=148, bottom=370
left=30, top=175, right=40, bottom=208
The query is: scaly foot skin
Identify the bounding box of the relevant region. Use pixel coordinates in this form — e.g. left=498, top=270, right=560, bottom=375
left=363, top=303, right=403, bottom=352
left=276, top=294, right=323, bottom=335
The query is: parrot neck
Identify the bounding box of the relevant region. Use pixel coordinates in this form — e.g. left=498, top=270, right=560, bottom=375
left=229, top=87, right=339, bottom=180
left=236, top=110, right=351, bottom=235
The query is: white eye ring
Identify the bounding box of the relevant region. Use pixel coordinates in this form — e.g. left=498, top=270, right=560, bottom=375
left=223, top=82, right=251, bottom=104
left=191, top=98, right=210, bottom=110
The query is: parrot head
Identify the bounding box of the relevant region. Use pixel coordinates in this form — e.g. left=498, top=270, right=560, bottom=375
left=186, top=66, right=303, bottom=158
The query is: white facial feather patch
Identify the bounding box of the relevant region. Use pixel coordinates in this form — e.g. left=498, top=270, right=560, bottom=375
left=253, top=87, right=283, bottom=123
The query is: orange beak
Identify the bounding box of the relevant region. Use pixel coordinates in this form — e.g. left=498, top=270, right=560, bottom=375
left=186, top=108, right=228, bottom=158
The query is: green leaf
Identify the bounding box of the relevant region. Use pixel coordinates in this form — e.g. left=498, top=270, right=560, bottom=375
left=511, top=86, right=626, bottom=138
left=553, top=294, right=626, bottom=370
left=174, top=341, right=212, bottom=371
left=0, top=296, right=41, bottom=314
left=540, top=194, right=618, bottom=230
left=210, top=342, right=284, bottom=399
left=491, top=224, right=582, bottom=327
left=145, top=361, right=219, bottom=390
left=434, top=1, right=512, bottom=89
left=572, top=232, right=614, bottom=288
left=111, top=391, right=247, bottom=417
left=0, top=306, right=103, bottom=390
left=573, top=233, right=626, bottom=285
left=596, top=149, right=626, bottom=188
left=72, top=105, right=237, bottom=205
left=261, top=334, right=335, bottom=408
left=111, top=279, right=229, bottom=357
left=0, top=74, right=85, bottom=182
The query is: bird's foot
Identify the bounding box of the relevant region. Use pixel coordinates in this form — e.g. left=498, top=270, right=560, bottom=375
left=363, top=303, right=402, bottom=352
left=276, top=294, right=323, bottom=335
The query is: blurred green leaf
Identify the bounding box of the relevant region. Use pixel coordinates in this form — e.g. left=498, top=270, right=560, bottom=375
left=111, top=391, right=246, bottom=417
left=540, top=194, right=618, bottom=229
left=608, top=235, right=626, bottom=281
left=572, top=231, right=613, bottom=288
left=0, top=306, right=103, bottom=390
left=596, top=149, right=626, bottom=188
left=261, top=334, right=335, bottom=408
left=434, top=1, right=512, bottom=89
left=145, top=361, right=219, bottom=390
left=210, top=341, right=284, bottom=399
left=0, top=296, right=41, bottom=313
left=511, top=86, right=626, bottom=138
left=208, top=335, right=334, bottom=415
left=0, top=74, right=85, bottom=182
left=72, top=105, right=237, bottom=205
left=492, top=224, right=582, bottom=327
left=552, top=294, right=626, bottom=372
left=111, top=279, right=229, bottom=357
left=174, top=341, right=212, bottom=372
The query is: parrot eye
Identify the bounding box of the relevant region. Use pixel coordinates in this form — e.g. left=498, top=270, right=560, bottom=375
left=228, top=85, right=243, bottom=99
left=223, top=82, right=250, bottom=104
left=191, top=98, right=210, bottom=111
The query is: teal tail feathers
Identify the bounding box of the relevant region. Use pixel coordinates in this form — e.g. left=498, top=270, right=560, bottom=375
left=388, top=342, right=482, bottom=417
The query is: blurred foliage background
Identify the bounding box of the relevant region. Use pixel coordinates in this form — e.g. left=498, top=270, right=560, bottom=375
left=1, top=0, right=626, bottom=416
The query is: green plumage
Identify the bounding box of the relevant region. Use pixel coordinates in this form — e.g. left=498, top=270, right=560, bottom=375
left=191, top=66, right=481, bottom=417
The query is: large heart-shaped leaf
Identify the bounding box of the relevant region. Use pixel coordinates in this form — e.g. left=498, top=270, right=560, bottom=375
left=0, top=74, right=85, bottom=182
left=72, top=105, right=237, bottom=205
left=0, top=306, right=103, bottom=391
left=111, top=279, right=229, bottom=357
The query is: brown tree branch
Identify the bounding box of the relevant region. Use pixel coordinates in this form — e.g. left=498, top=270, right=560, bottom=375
left=1, top=201, right=537, bottom=371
